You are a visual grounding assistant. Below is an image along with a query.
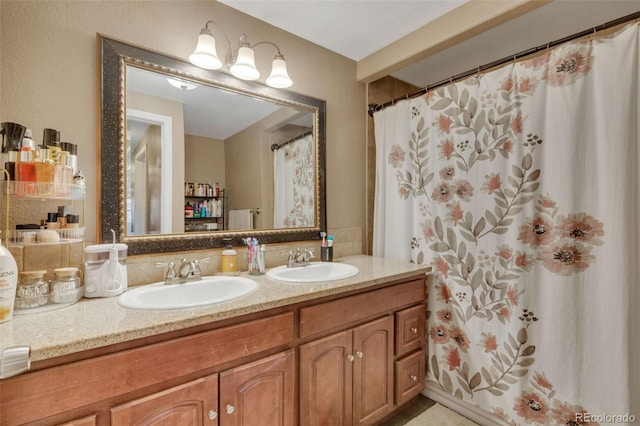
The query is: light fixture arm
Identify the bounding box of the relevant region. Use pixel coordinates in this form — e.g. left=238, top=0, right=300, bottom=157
left=250, top=40, right=285, bottom=58
left=202, top=20, right=235, bottom=63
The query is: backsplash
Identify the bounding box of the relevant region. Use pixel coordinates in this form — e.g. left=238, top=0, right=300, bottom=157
left=8, top=241, right=84, bottom=282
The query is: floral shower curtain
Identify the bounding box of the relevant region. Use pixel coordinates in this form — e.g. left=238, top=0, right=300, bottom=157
left=374, top=23, right=639, bottom=425
left=273, top=133, right=315, bottom=227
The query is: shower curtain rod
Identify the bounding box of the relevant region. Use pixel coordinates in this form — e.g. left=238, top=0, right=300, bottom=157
left=367, top=10, right=640, bottom=117
left=270, top=130, right=312, bottom=151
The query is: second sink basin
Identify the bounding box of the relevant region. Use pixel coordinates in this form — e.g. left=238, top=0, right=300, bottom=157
left=266, top=262, right=359, bottom=283
left=118, top=276, right=258, bottom=310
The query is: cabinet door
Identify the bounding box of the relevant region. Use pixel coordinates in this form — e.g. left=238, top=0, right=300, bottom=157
left=219, top=350, right=295, bottom=426
left=352, top=316, right=394, bottom=425
left=110, top=374, right=218, bottom=425
left=300, top=330, right=353, bottom=426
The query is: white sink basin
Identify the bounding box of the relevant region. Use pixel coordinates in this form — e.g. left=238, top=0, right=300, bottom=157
left=266, top=262, right=359, bottom=283
left=118, top=276, right=258, bottom=310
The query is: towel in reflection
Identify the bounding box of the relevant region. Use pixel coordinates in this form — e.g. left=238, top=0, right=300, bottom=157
left=229, top=209, right=253, bottom=230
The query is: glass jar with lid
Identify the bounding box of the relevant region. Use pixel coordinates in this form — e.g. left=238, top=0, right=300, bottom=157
left=15, top=270, right=49, bottom=310
left=51, top=267, right=83, bottom=304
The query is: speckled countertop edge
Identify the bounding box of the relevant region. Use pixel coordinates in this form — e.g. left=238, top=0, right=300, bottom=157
left=0, top=255, right=431, bottom=362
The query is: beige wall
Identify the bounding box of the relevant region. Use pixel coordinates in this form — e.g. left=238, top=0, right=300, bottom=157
left=185, top=134, right=225, bottom=187
left=0, top=1, right=366, bottom=246
left=225, top=106, right=309, bottom=230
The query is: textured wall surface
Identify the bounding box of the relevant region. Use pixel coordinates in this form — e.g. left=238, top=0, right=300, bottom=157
left=0, top=1, right=366, bottom=247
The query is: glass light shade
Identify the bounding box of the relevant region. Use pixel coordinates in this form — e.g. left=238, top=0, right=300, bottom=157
left=167, top=78, right=198, bottom=91
left=230, top=46, right=260, bottom=80
left=189, top=32, right=222, bottom=70
left=266, top=57, right=293, bottom=88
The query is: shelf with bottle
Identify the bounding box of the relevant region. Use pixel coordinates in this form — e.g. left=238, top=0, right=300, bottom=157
left=185, top=181, right=222, bottom=198
left=184, top=197, right=223, bottom=220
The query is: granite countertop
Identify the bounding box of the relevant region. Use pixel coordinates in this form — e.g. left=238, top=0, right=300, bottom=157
left=0, top=255, right=430, bottom=362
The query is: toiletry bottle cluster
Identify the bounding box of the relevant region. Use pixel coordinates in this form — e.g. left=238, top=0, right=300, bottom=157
left=13, top=205, right=83, bottom=244
left=0, top=123, right=85, bottom=197
left=185, top=181, right=221, bottom=197
left=185, top=199, right=223, bottom=218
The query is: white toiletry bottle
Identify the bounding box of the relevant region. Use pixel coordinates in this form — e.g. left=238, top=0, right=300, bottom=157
left=0, top=239, right=19, bottom=323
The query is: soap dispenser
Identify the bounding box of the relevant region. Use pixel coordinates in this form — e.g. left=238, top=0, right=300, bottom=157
left=221, top=239, right=238, bottom=275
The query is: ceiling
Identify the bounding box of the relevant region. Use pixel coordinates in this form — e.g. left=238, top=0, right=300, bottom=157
left=218, top=0, right=468, bottom=62
left=219, top=0, right=640, bottom=88
left=128, top=1, right=639, bottom=144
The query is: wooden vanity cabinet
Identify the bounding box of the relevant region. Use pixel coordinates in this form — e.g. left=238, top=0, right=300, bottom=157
left=0, top=273, right=427, bottom=426
left=299, top=277, right=426, bottom=426
left=110, top=350, right=295, bottom=426
left=0, top=312, right=294, bottom=425
left=300, top=316, right=394, bottom=426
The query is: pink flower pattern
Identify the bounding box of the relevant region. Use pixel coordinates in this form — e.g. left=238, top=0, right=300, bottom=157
left=394, top=39, right=606, bottom=425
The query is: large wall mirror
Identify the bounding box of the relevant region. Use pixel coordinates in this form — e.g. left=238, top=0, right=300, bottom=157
left=100, top=35, right=326, bottom=255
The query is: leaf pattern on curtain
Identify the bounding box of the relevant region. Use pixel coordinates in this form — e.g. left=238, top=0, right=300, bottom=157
left=387, top=40, right=612, bottom=425
left=274, top=134, right=315, bottom=227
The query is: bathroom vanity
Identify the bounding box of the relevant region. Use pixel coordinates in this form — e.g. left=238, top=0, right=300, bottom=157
left=0, top=255, right=430, bottom=425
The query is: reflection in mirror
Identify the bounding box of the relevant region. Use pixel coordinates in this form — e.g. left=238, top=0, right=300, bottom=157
left=100, top=36, right=326, bottom=255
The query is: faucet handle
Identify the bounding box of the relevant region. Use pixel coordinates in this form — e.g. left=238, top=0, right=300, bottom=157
left=156, top=261, right=177, bottom=279
left=280, top=250, right=294, bottom=260
left=192, top=259, right=209, bottom=276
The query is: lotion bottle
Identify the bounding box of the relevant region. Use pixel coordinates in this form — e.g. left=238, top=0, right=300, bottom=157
left=221, top=242, right=238, bottom=275
left=0, top=239, right=18, bottom=323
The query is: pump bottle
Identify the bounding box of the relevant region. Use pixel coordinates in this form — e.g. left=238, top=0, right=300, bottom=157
left=221, top=242, right=238, bottom=275
left=0, top=240, right=18, bottom=323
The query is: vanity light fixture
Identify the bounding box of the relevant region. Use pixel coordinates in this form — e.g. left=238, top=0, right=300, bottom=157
left=189, top=20, right=293, bottom=89
left=166, top=77, right=198, bottom=91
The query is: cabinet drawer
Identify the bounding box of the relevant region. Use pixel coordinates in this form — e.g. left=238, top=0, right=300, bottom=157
left=395, top=304, right=425, bottom=357
left=300, top=278, right=425, bottom=338
left=394, top=350, right=425, bottom=405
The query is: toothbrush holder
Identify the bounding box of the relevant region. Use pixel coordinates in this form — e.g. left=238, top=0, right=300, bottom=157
left=321, top=246, right=333, bottom=262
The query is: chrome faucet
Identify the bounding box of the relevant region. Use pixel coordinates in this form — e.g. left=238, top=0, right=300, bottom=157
left=281, top=248, right=314, bottom=268
left=157, top=258, right=209, bottom=284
